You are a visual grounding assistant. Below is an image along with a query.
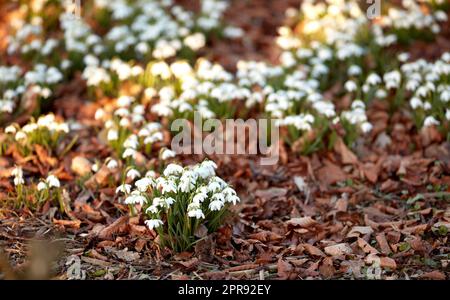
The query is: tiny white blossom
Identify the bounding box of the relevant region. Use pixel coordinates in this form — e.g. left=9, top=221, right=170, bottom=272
left=145, top=219, right=163, bottom=230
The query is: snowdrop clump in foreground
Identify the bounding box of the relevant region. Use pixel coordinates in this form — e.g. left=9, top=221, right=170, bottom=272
left=115, top=160, right=239, bottom=251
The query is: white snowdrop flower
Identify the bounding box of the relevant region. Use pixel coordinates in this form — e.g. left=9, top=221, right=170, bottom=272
left=222, top=187, right=236, bottom=197
left=446, top=109, right=450, bottom=121
left=152, top=197, right=166, bottom=208
left=125, top=192, right=146, bottom=206
left=123, top=135, right=139, bottom=149
left=441, top=90, right=450, bottom=102
left=164, top=197, right=176, bottom=206
left=423, top=116, right=440, bottom=127
left=135, top=177, right=154, bottom=192
left=151, top=61, right=171, bottom=79
left=105, top=120, right=114, bottom=129
left=84, top=54, right=99, bottom=66
left=442, top=52, right=450, bottom=63
left=146, top=205, right=159, bottom=214
left=144, top=132, right=163, bottom=144
left=423, top=102, right=432, bottom=111
left=223, top=26, right=244, bottom=38
left=163, top=163, right=184, bottom=177
left=46, top=175, right=60, bottom=188
left=119, top=118, right=131, bottom=128
left=225, top=194, right=240, bottom=205
left=131, top=66, right=144, bottom=77
left=366, top=73, right=381, bottom=86
left=193, top=192, right=207, bottom=204
left=179, top=170, right=197, bottom=193
left=170, top=61, right=193, bottom=79
left=160, top=179, right=177, bottom=194
left=122, top=148, right=137, bottom=159
left=133, top=105, right=145, bottom=115
left=211, top=193, right=225, bottom=203
left=107, top=129, right=119, bottom=141
left=144, top=87, right=157, bottom=99
left=194, top=161, right=216, bottom=179
left=209, top=200, right=224, bottom=211
left=15, top=131, right=27, bottom=142
left=116, top=184, right=131, bottom=194
left=410, top=97, right=423, bottom=109
left=91, top=163, right=99, bottom=173
left=136, top=42, right=149, bottom=54
left=417, top=86, right=429, bottom=98
left=145, top=170, right=157, bottom=178
left=40, top=88, right=52, bottom=99
left=280, top=52, right=296, bottom=68
left=435, top=10, right=448, bottom=22
left=22, top=123, right=38, bottom=133
left=37, top=181, right=47, bottom=191
left=376, top=89, right=388, bottom=99
left=117, top=95, right=135, bottom=107
left=61, top=59, right=72, bottom=70
left=12, top=166, right=24, bottom=186
left=138, top=128, right=150, bottom=137
left=145, top=219, right=163, bottom=230
left=348, top=65, right=362, bottom=76
left=160, top=148, right=176, bottom=160
left=188, top=208, right=205, bottom=219
left=398, top=53, right=410, bottom=63
left=313, top=101, right=335, bottom=117
left=406, top=80, right=420, bottom=91
left=126, top=169, right=141, bottom=180
left=384, top=70, right=401, bottom=89
left=184, top=33, right=206, bottom=51
left=207, top=181, right=222, bottom=193
left=361, top=122, right=373, bottom=133
left=345, top=80, right=357, bottom=92
left=5, top=125, right=16, bottom=134
left=95, top=109, right=105, bottom=121
left=106, top=159, right=118, bottom=170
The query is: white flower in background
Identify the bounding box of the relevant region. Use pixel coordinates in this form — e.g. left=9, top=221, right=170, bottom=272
left=5, top=125, right=17, bottom=134
left=106, top=158, right=119, bottom=170
left=126, top=168, right=141, bottom=180
left=384, top=70, right=401, bottom=89
left=12, top=166, right=24, bottom=186
left=122, top=148, right=137, bottom=159
left=410, top=97, right=423, bottom=109
left=107, top=129, right=119, bottom=141
left=160, top=148, right=176, bottom=160
left=367, top=73, right=382, bottom=86
left=361, top=122, right=373, bottom=133
left=46, top=175, right=60, bottom=188
left=345, top=80, right=357, bottom=92
left=423, top=116, right=440, bottom=127
left=116, top=184, right=131, bottom=194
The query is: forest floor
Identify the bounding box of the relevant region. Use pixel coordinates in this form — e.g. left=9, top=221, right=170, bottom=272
left=0, top=0, right=449, bottom=280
